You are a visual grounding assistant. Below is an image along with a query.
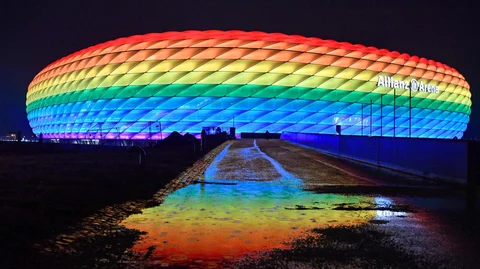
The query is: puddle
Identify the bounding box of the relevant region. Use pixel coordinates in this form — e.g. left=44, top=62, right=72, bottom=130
left=120, top=140, right=408, bottom=267
left=120, top=180, right=406, bottom=267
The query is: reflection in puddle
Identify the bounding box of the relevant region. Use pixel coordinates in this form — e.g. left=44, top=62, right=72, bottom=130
left=374, top=197, right=408, bottom=219
left=121, top=140, right=407, bottom=267
left=121, top=180, right=380, bottom=267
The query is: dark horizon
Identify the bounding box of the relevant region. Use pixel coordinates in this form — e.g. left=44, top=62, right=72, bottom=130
left=1, top=0, right=477, bottom=138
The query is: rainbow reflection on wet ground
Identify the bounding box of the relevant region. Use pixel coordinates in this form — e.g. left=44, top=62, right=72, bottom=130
left=121, top=180, right=381, bottom=266
left=119, top=139, right=402, bottom=267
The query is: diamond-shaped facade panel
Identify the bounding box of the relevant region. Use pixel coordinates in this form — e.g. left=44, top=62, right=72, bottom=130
left=26, top=30, right=471, bottom=139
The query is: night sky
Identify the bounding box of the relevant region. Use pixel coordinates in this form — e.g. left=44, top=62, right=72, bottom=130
left=1, top=0, right=477, bottom=138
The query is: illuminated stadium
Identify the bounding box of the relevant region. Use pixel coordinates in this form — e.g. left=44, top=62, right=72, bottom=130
left=26, top=30, right=471, bottom=140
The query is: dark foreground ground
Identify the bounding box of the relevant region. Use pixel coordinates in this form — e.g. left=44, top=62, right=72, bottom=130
left=114, top=139, right=479, bottom=269
left=0, top=137, right=224, bottom=269
left=1, top=138, right=479, bottom=268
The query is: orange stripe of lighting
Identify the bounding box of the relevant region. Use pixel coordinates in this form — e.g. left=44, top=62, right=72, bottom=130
left=32, top=31, right=462, bottom=81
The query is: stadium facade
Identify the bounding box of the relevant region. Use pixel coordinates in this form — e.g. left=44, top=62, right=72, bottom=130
left=26, top=30, right=471, bottom=140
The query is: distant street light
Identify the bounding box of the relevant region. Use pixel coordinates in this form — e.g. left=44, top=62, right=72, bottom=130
left=370, top=99, right=373, bottom=137
left=393, top=87, right=396, bottom=138
left=361, top=103, right=364, bottom=136
left=115, top=127, right=119, bottom=146
left=380, top=95, right=383, bottom=137
left=409, top=86, right=412, bottom=138
left=155, top=121, right=162, bottom=140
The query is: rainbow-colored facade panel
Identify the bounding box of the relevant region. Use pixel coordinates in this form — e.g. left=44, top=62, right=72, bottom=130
left=26, top=30, right=471, bottom=139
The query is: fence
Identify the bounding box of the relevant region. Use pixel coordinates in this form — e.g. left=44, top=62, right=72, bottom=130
left=281, top=132, right=472, bottom=184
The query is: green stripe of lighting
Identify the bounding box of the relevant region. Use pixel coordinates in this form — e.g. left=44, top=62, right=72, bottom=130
left=26, top=84, right=472, bottom=115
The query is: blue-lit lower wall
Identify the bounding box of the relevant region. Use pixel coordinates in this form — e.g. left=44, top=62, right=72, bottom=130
left=28, top=95, right=468, bottom=140
left=281, top=132, right=468, bottom=183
